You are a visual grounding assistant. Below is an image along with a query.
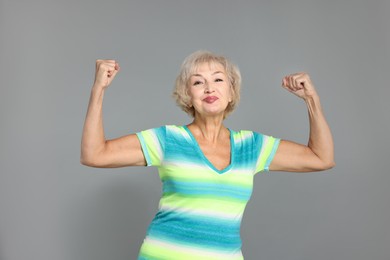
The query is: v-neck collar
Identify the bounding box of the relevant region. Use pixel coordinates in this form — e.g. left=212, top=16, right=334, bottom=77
left=183, top=125, right=234, bottom=174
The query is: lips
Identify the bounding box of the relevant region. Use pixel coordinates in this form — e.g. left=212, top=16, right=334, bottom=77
left=203, top=96, right=219, bottom=103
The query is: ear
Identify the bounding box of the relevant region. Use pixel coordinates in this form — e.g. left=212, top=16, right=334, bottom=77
left=228, top=85, right=234, bottom=102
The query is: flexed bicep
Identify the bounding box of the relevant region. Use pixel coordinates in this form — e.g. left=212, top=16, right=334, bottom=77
left=82, top=133, right=147, bottom=168
left=269, top=140, right=327, bottom=172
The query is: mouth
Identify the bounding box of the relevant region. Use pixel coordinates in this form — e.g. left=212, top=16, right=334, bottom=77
left=203, top=96, right=219, bottom=104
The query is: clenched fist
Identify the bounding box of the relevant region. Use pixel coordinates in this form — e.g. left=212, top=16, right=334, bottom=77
left=282, top=72, right=318, bottom=100
left=93, top=59, right=120, bottom=90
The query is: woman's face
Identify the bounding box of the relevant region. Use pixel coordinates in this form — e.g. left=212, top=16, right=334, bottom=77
left=188, top=62, right=232, bottom=119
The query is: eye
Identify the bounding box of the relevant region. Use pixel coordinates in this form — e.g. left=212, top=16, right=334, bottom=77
left=215, top=78, right=223, bottom=82
left=193, top=80, right=203, bottom=86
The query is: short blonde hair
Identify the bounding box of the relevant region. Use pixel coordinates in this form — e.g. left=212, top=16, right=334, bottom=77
left=173, top=50, right=241, bottom=118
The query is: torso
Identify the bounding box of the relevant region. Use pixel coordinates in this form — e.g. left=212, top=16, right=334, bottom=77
left=137, top=125, right=280, bottom=260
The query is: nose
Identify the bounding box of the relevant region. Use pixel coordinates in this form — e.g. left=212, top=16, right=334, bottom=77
left=204, top=81, right=215, bottom=93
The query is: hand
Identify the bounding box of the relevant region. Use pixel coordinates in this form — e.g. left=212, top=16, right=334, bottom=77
left=93, top=59, right=120, bottom=90
left=282, top=72, right=317, bottom=100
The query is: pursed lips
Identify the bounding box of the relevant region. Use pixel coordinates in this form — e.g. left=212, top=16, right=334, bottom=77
left=203, top=96, right=219, bottom=103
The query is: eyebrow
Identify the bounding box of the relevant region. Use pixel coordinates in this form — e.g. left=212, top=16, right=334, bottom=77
left=191, top=71, right=225, bottom=77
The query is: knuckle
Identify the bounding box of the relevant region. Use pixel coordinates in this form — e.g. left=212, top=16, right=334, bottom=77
left=96, top=59, right=116, bottom=65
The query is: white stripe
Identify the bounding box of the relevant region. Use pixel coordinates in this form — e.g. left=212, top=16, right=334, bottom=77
left=150, top=131, right=163, bottom=160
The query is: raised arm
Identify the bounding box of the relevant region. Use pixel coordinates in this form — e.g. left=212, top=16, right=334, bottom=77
left=80, top=60, right=146, bottom=168
left=269, top=72, right=335, bottom=172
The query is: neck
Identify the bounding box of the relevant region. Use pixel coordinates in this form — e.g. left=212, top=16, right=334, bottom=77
left=188, top=114, right=227, bottom=143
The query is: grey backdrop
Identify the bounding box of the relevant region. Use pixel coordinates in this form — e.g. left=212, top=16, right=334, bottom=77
left=1, top=0, right=389, bottom=259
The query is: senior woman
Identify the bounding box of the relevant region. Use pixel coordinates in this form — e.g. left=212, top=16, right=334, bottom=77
left=81, top=51, right=334, bottom=260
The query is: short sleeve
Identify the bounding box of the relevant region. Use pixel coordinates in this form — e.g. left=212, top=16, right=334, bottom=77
left=254, top=132, right=280, bottom=174
left=136, top=126, right=166, bottom=167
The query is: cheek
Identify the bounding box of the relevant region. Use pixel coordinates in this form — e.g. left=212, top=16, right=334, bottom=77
left=187, top=86, right=197, bottom=98
left=188, top=88, right=202, bottom=104
left=190, top=87, right=203, bottom=97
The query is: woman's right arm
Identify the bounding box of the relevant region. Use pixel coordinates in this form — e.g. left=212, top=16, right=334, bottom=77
left=80, top=60, right=146, bottom=168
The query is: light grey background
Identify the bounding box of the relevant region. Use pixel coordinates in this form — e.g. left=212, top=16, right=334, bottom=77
left=0, top=0, right=389, bottom=259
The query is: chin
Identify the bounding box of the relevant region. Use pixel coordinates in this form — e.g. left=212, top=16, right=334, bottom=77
left=198, top=110, right=226, bottom=118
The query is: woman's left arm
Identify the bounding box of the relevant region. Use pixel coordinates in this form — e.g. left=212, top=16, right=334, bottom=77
left=269, top=72, right=335, bottom=172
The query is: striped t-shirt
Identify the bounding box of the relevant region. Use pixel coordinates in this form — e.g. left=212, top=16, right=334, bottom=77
left=136, top=125, right=280, bottom=260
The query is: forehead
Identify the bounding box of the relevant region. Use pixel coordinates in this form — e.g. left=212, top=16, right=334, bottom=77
left=190, top=61, right=226, bottom=76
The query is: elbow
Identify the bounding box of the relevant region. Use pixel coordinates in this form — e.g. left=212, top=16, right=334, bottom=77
left=80, top=151, right=102, bottom=167
left=320, top=159, right=336, bottom=171
left=329, top=160, right=336, bottom=169
left=80, top=154, right=94, bottom=167
left=326, top=161, right=336, bottom=170
left=80, top=156, right=104, bottom=168
left=80, top=147, right=90, bottom=166
left=80, top=156, right=90, bottom=166
left=80, top=143, right=107, bottom=167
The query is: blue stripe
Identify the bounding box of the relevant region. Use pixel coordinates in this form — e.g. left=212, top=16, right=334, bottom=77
left=147, top=210, right=241, bottom=250
left=162, top=180, right=252, bottom=201
left=154, top=126, right=166, bottom=152
left=264, top=138, right=281, bottom=171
